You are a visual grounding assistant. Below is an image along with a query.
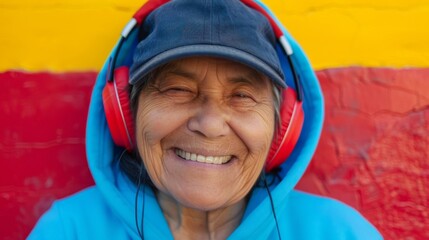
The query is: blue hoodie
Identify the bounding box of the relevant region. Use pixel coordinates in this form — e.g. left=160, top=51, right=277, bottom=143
left=28, top=1, right=383, bottom=239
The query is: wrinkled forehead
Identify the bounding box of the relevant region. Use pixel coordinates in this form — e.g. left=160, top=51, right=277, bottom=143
left=150, top=56, right=273, bottom=88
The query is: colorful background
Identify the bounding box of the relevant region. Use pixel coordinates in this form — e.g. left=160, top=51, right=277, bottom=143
left=1, top=0, right=428, bottom=239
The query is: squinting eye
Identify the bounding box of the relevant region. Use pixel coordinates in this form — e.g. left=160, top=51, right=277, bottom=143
left=161, top=85, right=194, bottom=95
left=230, top=92, right=257, bottom=108
left=160, top=86, right=196, bottom=103
left=234, top=93, right=249, bottom=98
left=232, top=91, right=254, bottom=99
left=167, top=87, right=190, bottom=93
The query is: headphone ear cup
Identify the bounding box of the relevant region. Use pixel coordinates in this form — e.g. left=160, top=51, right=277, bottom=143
left=265, top=88, right=304, bottom=172
left=102, top=66, right=135, bottom=151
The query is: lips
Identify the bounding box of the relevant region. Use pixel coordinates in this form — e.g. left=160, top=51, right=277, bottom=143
left=174, top=148, right=232, bottom=164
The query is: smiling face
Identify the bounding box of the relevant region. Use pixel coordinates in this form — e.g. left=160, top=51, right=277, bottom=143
left=135, top=57, right=275, bottom=211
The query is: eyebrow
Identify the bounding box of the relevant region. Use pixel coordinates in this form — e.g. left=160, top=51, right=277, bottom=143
left=167, top=69, right=197, bottom=80
left=228, top=71, right=269, bottom=88
left=156, top=61, right=270, bottom=87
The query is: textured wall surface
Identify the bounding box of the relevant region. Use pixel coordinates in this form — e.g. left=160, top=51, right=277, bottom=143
left=1, top=0, right=429, bottom=239
left=298, top=67, right=429, bottom=239
left=0, top=72, right=95, bottom=239
left=2, top=68, right=428, bottom=239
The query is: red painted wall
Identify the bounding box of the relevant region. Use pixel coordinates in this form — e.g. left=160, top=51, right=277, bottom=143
left=297, top=67, right=429, bottom=239
left=1, top=72, right=95, bottom=240
left=1, top=68, right=428, bottom=239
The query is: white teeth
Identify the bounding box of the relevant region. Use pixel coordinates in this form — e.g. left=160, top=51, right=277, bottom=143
left=197, top=155, right=205, bottom=162
left=175, top=149, right=232, bottom=165
left=206, top=156, right=214, bottom=164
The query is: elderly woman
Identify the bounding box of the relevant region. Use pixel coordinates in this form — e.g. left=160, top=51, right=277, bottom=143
left=29, top=0, right=382, bottom=239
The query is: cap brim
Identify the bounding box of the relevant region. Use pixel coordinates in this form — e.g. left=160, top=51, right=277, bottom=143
left=129, top=44, right=286, bottom=88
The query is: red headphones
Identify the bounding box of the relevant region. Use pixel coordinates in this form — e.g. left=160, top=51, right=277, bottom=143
left=102, top=0, right=304, bottom=172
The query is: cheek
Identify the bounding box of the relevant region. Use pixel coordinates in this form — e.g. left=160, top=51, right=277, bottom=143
left=134, top=98, right=188, bottom=185
left=135, top=96, right=190, bottom=145
left=232, top=105, right=275, bottom=172
left=223, top=105, right=275, bottom=202
left=135, top=101, right=168, bottom=152
left=240, top=105, right=275, bottom=152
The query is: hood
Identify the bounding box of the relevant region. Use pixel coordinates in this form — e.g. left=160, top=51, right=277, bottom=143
left=85, top=1, right=324, bottom=238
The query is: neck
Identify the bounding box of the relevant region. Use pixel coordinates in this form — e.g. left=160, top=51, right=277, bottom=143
left=156, top=191, right=247, bottom=240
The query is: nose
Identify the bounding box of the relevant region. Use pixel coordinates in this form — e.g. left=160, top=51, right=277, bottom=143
left=187, top=99, right=230, bottom=138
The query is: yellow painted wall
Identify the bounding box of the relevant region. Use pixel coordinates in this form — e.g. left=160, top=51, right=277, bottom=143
left=1, top=0, right=428, bottom=72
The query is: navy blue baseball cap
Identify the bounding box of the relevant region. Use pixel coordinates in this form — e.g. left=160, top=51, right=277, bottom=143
left=129, top=0, right=286, bottom=88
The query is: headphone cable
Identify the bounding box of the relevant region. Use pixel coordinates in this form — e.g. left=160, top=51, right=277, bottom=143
left=262, top=171, right=282, bottom=240
left=134, top=163, right=146, bottom=240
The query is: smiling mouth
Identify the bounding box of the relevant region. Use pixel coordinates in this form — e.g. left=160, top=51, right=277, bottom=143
left=174, top=148, right=232, bottom=165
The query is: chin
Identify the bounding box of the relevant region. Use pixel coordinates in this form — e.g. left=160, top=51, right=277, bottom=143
left=178, top=194, right=235, bottom=211
left=163, top=185, right=243, bottom=211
